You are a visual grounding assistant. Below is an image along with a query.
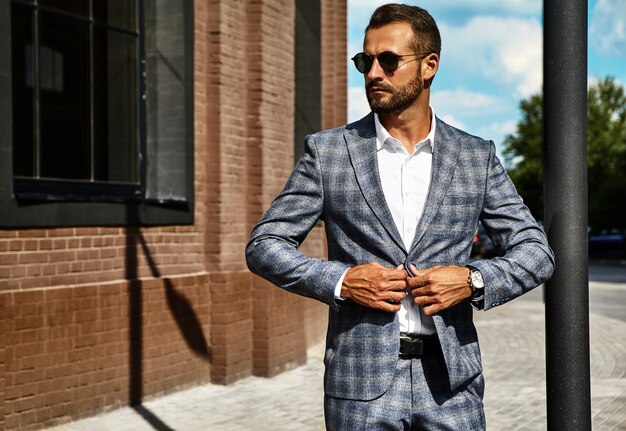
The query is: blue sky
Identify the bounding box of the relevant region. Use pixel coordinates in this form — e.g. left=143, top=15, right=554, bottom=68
left=347, top=0, right=626, bottom=156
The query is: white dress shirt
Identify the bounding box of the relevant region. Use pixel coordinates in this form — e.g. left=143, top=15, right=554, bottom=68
left=335, top=109, right=437, bottom=335
left=375, top=111, right=437, bottom=335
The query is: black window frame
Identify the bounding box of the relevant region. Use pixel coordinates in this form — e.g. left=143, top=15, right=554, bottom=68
left=0, top=0, right=195, bottom=227
left=294, top=0, right=321, bottom=163
left=11, top=0, right=144, bottom=201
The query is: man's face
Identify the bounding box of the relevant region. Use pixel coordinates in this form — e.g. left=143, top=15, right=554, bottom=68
left=363, top=22, right=423, bottom=115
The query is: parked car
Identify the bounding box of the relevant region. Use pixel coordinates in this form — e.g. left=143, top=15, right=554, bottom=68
left=588, top=228, right=625, bottom=257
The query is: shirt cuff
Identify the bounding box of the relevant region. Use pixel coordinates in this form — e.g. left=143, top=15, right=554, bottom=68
left=334, top=269, right=349, bottom=300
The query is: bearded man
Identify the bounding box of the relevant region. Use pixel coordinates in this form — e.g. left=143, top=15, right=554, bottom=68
left=246, top=4, right=554, bottom=430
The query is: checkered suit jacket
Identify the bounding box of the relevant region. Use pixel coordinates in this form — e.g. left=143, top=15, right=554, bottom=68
left=246, top=113, right=554, bottom=401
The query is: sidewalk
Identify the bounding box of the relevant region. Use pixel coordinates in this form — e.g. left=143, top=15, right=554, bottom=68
left=45, top=282, right=626, bottom=431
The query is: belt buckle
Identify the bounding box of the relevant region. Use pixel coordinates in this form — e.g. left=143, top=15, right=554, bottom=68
left=400, top=335, right=424, bottom=357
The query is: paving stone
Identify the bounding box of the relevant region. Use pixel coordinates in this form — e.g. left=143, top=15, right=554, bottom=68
left=44, top=282, right=626, bottom=431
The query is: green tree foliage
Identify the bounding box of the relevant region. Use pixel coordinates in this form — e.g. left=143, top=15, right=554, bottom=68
left=503, top=77, right=626, bottom=232
left=502, top=94, right=544, bottom=219
left=587, top=78, right=626, bottom=232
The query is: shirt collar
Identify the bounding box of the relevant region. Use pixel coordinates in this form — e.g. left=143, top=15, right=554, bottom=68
left=374, top=107, right=437, bottom=153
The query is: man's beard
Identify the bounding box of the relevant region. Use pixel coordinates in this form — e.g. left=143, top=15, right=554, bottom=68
left=366, top=73, right=423, bottom=114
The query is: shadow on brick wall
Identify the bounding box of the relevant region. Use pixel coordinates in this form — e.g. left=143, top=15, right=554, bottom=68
left=125, top=225, right=143, bottom=407
left=125, top=221, right=209, bottom=430
left=137, top=233, right=210, bottom=359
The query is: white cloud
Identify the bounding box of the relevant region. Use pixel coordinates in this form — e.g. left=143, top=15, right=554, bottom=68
left=348, top=86, right=371, bottom=122
left=478, top=120, right=517, bottom=139
left=443, top=0, right=539, bottom=14
left=590, top=0, right=626, bottom=57
left=431, top=89, right=508, bottom=116
left=346, top=1, right=544, bottom=142
left=439, top=114, right=465, bottom=130
left=348, top=87, right=509, bottom=124
left=348, top=0, right=393, bottom=22
left=348, top=1, right=544, bottom=97
left=425, top=0, right=541, bottom=21
left=588, top=75, right=600, bottom=89
left=588, top=75, right=626, bottom=90
left=347, top=0, right=386, bottom=43
left=440, top=16, right=543, bottom=97
left=476, top=121, right=518, bottom=159
left=348, top=38, right=364, bottom=60
left=348, top=0, right=541, bottom=22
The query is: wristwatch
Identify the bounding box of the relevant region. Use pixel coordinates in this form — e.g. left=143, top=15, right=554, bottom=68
left=467, top=266, right=484, bottom=296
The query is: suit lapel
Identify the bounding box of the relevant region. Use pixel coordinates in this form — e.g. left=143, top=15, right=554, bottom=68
left=344, top=114, right=407, bottom=253
left=409, top=118, right=461, bottom=252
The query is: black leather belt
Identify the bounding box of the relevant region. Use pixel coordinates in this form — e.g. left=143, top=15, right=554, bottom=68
left=399, top=333, right=440, bottom=358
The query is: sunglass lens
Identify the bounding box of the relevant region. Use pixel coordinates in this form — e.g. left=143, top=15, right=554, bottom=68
left=378, top=52, right=399, bottom=72
left=352, top=53, right=372, bottom=74
left=352, top=52, right=404, bottom=74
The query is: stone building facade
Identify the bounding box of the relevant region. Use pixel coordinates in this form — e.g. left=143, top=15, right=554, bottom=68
left=0, top=0, right=346, bottom=429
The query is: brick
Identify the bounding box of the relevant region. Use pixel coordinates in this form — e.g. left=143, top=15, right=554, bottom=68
left=13, top=369, right=44, bottom=385
left=52, top=238, right=68, bottom=249
left=23, top=239, right=38, bottom=251
left=47, top=228, right=75, bottom=237
left=16, top=230, right=47, bottom=238
left=47, top=251, right=77, bottom=263
left=14, top=316, right=45, bottom=331
left=8, top=240, right=24, bottom=252
left=0, top=267, right=11, bottom=278
left=18, top=252, right=48, bottom=265
left=0, top=1, right=347, bottom=429
left=37, top=239, right=54, bottom=251
left=0, top=253, right=18, bottom=265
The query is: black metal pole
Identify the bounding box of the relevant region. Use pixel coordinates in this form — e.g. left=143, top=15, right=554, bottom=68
left=543, top=0, right=591, bottom=430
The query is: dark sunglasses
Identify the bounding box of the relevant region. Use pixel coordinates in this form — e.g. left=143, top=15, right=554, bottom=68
left=351, top=51, right=430, bottom=74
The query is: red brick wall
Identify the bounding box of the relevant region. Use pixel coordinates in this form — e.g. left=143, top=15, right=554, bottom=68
left=322, top=0, right=348, bottom=130
left=0, top=227, right=205, bottom=291
left=0, top=0, right=346, bottom=429
left=1, top=292, right=6, bottom=431
left=2, top=275, right=211, bottom=430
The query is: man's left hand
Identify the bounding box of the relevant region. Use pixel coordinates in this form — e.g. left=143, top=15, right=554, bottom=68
left=407, top=264, right=472, bottom=316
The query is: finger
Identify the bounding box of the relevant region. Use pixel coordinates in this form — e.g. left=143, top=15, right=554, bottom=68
left=384, top=267, right=409, bottom=281
left=377, top=280, right=408, bottom=294
left=367, top=262, right=406, bottom=280
left=422, top=296, right=453, bottom=315
left=373, top=299, right=402, bottom=313
left=409, top=264, right=427, bottom=277
left=412, top=292, right=436, bottom=306
left=385, top=292, right=406, bottom=304
left=394, top=264, right=408, bottom=277
left=407, top=276, right=429, bottom=289
left=367, top=300, right=400, bottom=313
left=422, top=303, right=440, bottom=316
left=410, top=287, right=430, bottom=298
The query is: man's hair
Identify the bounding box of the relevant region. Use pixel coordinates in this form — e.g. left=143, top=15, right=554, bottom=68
left=366, top=3, right=441, bottom=56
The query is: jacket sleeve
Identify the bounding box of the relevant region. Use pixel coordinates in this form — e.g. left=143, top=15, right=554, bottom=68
left=245, top=135, right=350, bottom=308
left=469, top=142, right=555, bottom=310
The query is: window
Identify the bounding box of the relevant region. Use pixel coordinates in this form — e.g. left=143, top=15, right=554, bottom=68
left=12, top=0, right=141, bottom=199
left=294, top=0, right=321, bottom=162
left=0, top=0, right=194, bottom=226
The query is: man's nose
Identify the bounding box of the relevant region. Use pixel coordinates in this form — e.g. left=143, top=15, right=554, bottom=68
left=366, top=58, right=385, bottom=80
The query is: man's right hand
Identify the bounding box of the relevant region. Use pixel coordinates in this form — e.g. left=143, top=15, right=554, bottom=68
left=340, top=263, right=408, bottom=312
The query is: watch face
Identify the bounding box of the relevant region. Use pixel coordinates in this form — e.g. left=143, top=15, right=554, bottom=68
left=471, top=271, right=485, bottom=288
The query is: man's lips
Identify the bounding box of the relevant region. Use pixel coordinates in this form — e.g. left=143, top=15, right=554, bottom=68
left=367, top=87, right=391, bottom=95
left=366, top=82, right=392, bottom=93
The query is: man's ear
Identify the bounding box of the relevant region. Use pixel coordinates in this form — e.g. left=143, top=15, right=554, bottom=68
left=422, top=53, right=439, bottom=86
